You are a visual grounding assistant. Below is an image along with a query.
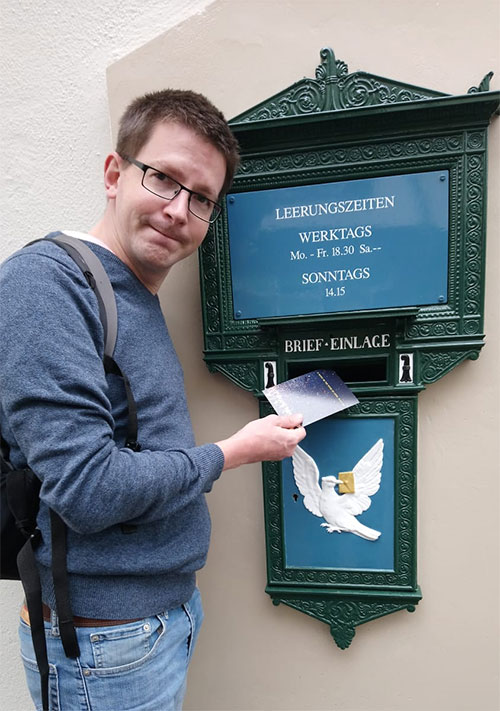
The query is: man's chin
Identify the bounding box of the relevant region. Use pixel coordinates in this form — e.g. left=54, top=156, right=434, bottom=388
left=142, top=243, right=184, bottom=273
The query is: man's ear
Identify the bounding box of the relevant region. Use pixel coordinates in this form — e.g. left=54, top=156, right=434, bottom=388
left=103, top=152, right=122, bottom=199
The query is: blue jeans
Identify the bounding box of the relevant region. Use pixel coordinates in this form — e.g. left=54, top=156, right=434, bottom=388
left=19, top=588, right=203, bottom=711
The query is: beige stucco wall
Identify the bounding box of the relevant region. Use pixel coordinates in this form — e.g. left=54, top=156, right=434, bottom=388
left=1, top=0, right=499, bottom=709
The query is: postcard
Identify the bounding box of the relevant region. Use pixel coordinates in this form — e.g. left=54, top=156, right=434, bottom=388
left=263, top=369, right=359, bottom=427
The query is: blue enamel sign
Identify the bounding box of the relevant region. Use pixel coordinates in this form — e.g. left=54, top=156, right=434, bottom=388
left=227, top=171, right=449, bottom=319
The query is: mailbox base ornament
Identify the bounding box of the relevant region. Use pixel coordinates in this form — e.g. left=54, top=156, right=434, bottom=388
left=270, top=591, right=421, bottom=649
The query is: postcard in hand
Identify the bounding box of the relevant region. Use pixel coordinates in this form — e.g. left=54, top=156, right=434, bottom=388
left=263, top=369, right=359, bottom=427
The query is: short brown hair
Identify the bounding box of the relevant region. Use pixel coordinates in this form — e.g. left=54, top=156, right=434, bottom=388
left=116, top=89, right=240, bottom=196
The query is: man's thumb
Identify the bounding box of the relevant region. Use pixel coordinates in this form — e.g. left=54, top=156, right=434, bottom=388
left=278, top=413, right=303, bottom=429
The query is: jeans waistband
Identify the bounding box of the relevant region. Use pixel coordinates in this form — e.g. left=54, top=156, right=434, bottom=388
left=21, top=603, right=142, bottom=628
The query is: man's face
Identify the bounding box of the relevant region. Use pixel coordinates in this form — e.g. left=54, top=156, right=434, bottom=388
left=104, top=121, right=227, bottom=291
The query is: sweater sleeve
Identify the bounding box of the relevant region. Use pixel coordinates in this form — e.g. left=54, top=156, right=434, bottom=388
left=0, top=247, right=224, bottom=535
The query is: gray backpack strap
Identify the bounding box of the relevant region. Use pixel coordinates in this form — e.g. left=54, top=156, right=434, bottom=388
left=45, top=235, right=140, bottom=451
left=49, top=234, right=118, bottom=358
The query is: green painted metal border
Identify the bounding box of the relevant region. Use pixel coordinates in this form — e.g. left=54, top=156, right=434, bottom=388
left=260, top=394, right=420, bottom=647
left=201, top=126, right=496, bottom=383
left=200, top=49, right=499, bottom=392
left=260, top=396, right=418, bottom=590
left=198, top=48, right=499, bottom=646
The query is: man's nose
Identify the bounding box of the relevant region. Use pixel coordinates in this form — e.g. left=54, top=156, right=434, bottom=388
left=163, top=188, right=190, bottom=222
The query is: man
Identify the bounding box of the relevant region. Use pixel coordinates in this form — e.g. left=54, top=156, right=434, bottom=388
left=0, top=89, right=305, bottom=710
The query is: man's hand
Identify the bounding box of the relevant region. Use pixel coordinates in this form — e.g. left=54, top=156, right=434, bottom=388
left=216, top=414, right=306, bottom=471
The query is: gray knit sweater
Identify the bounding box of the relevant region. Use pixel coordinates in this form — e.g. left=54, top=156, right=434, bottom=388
left=0, top=234, right=224, bottom=618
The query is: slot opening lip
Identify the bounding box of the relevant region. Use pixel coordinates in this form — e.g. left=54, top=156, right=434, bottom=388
left=286, top=356, right=389, bottom=386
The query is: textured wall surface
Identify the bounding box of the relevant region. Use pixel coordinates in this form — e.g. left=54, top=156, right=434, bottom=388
left=0, top=3, right=215, bottom=709
left=1, top=0, right=499, bottom=710
left=0, top=0, right=214, bottom=257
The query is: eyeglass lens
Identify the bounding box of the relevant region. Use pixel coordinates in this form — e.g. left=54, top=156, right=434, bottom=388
left=143, top=168, right=219, bottom=222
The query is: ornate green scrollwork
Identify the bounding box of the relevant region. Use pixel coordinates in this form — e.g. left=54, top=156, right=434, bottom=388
left=200, top=47, right=499, bottom=647
left=271, top=595, right=421, bottom=650
left=232, top=47, right=447, bottom=123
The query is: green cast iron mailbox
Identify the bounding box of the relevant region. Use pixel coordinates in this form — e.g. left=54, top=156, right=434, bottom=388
left=199, top=48, right=499, bottom=648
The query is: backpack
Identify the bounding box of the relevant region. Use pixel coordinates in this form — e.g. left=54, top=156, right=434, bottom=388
left=0, top=233, right=140, bottom=710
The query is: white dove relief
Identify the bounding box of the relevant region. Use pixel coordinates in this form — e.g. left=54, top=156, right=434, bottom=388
left=291, top=439, right=384, bottom=541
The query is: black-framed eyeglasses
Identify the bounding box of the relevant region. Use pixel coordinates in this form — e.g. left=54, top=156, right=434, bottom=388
left=120, top=154, right=222, bottom=224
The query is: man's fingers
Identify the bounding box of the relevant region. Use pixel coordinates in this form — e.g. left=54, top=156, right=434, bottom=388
left=290, top=425, right=307, bottom=447
left=276, top=413, right=304, bottom=429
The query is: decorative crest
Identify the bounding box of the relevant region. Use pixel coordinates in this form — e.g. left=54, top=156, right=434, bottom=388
left=468, top=71, right=494, bottom=93
left=231, top=47, right=493, bottom=123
